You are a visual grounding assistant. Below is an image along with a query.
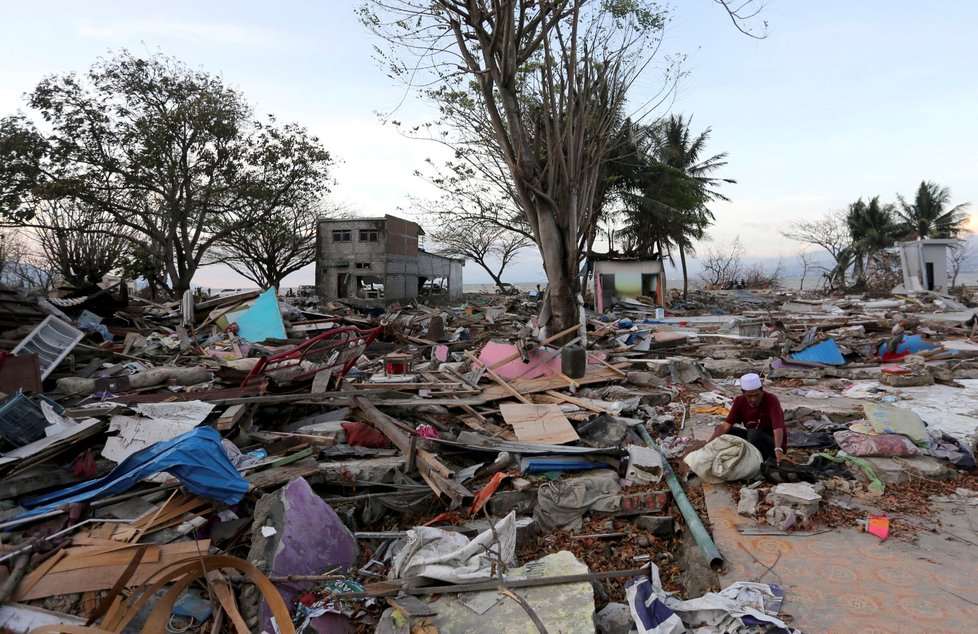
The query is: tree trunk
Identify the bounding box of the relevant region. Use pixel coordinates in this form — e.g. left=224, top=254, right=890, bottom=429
left=465, top=257, right=508, bottom=293
left=679, top=245, right=689, bottom=300
left=536, top=211, right=580, bottom=342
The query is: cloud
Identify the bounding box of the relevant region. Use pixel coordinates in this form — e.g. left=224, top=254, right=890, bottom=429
left=76, top=19, right=288, bottom=48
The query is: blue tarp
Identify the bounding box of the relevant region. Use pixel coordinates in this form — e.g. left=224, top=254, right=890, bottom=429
left=519, top=455, right=616, bottom=473
left=877, top=333, right=941, bottom=357
left=790, top=338, right=846, bottom=366
left=16, top=427, right=249, bottom=522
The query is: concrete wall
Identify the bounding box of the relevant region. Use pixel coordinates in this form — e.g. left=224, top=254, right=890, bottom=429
left=417, top=251, right=464, bottom=297
left=384, top=215, right=420, bottom=257
left=316, top=217, right=392, bottom=298
left=899, top=241, right=953, bottom=292
left=384, top=254, right=418, bottom=302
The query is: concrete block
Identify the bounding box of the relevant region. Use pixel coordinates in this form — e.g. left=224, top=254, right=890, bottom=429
left=862, top=455, right=957, bottom=485
left=509, top=477, right=533, bottom=492
left=594, top=603, right=632, bottom=634
left=243, top=477, right=359, bottom=634
left=702, top=358, right=758, bottom=378
left=765, top=505, right=806, bottom=530
left=429, top=551, right=594, bottom=633
left=768, top=482, right=821, bottom=515
left=318, top=455, right=406, bottom=484
left=634, top=515, right=674, bottom=536
left=737, top=487, right=760, bottom=516
left=880, top=373, right=934, bottom=387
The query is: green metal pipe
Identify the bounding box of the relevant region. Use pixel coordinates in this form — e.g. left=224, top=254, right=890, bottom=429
left=635, top=424, right=724, bottom=570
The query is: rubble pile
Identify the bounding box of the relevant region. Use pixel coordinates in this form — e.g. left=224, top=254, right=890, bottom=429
left=0, top=283, right=974, bottom=633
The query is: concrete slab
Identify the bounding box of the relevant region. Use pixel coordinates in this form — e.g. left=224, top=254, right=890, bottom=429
left=243, top=477, right=359, bottom=634
left=862, top=456, right=957, bottom=484
left=702, top=482, right=978, bottom=633
left=428, top=550, right=595, bottom=634
left=318, top=455, right=407, bottom=483
left=702, top=358, right=761, bottom=377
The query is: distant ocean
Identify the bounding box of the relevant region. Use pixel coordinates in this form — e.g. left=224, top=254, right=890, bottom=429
left=464, top=271, right=978, bottom=294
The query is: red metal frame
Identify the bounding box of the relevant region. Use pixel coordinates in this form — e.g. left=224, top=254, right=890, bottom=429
left=241, top=325, right=383, bottom=387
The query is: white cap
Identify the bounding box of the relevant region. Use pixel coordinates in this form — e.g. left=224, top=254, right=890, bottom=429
left=740, top=373, right=762, bottom=391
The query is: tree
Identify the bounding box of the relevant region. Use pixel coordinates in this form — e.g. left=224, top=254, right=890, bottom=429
left=896, top=181, right=970, bottom=239
left=208, top=201, right=340, bottom=291
left=782, top=210, right=853, bottom=289
left=0, top=51, right=333, bottom=298
left=796, top=248, right=816, bottom=291
left=428, top=216, right=531, bottom=292
left=637, top=114, right=733, bottom=298
left=846, top=196, right=900, bottom=286
left=361, top=1, right=763, bottom=338
left=32, top=200, right=133, bottom=287
left=0, top=231, right=57, bottom=291
left=699, top=237, right=744, bottom=288
left=949, top=239, right=974, bottom=288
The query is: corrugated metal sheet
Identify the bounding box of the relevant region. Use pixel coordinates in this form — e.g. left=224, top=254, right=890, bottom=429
left=790, top=338, right=846, bottom=366
left=47, top=296, right=88, bottom=307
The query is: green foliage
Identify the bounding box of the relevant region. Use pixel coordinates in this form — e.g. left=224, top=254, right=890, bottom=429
left=0, top=50, right=333, bottom=297
left=611, top=114, right=733, bottom=294
left=896, top=180, right=969, bottom=240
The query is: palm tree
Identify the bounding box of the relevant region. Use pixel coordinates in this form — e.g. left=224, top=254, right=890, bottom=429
left=846, top=196, right=901, bottom=285
left=646, top=115, right=734, bottom=298
left=896, top=181, right=970, bottom=239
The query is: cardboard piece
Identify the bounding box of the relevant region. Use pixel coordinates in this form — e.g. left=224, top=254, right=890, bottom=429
left=500, top=403, right=580, bottom=445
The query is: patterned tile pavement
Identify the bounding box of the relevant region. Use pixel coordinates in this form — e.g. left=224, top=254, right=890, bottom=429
left=703, top=484, right=978, bottom=633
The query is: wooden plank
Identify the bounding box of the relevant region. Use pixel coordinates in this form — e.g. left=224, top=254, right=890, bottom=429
left=206, top=569, right=250, bottom=634
left=16, top=540, right=211, bottom=601
left=464, top=350, right=532, bottom=404
left=479, top=365, right=627, bottom=403
left=246, top=457, right=319, bottom=489
left=544, top=390, right=610, bottom=413
left=499, top=403, right=580, bottom=445
left=354, top=397, right=470, bottom=504
left=52, top=546, right=161, bottom=572
left=216, top=404, right=250, bottom=431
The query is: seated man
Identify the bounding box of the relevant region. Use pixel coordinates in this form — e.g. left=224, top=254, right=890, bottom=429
left=709, top=373, right=790, bottom=464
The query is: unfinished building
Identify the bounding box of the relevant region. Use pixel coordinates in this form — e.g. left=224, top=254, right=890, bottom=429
left=315, top=214, right=463, bottom=301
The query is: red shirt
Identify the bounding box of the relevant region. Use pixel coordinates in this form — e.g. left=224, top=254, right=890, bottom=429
left=725, top=391, right=787, bottom=450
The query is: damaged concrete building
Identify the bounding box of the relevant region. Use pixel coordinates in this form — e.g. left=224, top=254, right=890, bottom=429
left=315, top=214, right=463, bottom=301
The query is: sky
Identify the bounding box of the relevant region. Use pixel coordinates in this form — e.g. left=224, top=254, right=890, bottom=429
left=1, top=1, right=976, bottom=288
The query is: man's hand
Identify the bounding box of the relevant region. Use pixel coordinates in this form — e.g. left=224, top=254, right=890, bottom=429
left=775, top=449, right=796, bottom=465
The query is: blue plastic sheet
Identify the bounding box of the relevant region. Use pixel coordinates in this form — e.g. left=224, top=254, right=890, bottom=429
left=235, top=288, right=286, bottom=343
left=16, top=427, right=249, bottom=522
left=877, top=333, right=940, bottom=357
left=790, top=338, right=846, bottom=366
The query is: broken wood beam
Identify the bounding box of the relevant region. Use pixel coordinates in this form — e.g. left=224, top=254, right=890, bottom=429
left=353, top=397, right=470, bottom=506
left=464, top=351, right=532, bottom=404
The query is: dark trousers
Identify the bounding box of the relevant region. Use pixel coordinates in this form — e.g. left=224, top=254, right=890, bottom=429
left=725, top=426, right=775, bottom=461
